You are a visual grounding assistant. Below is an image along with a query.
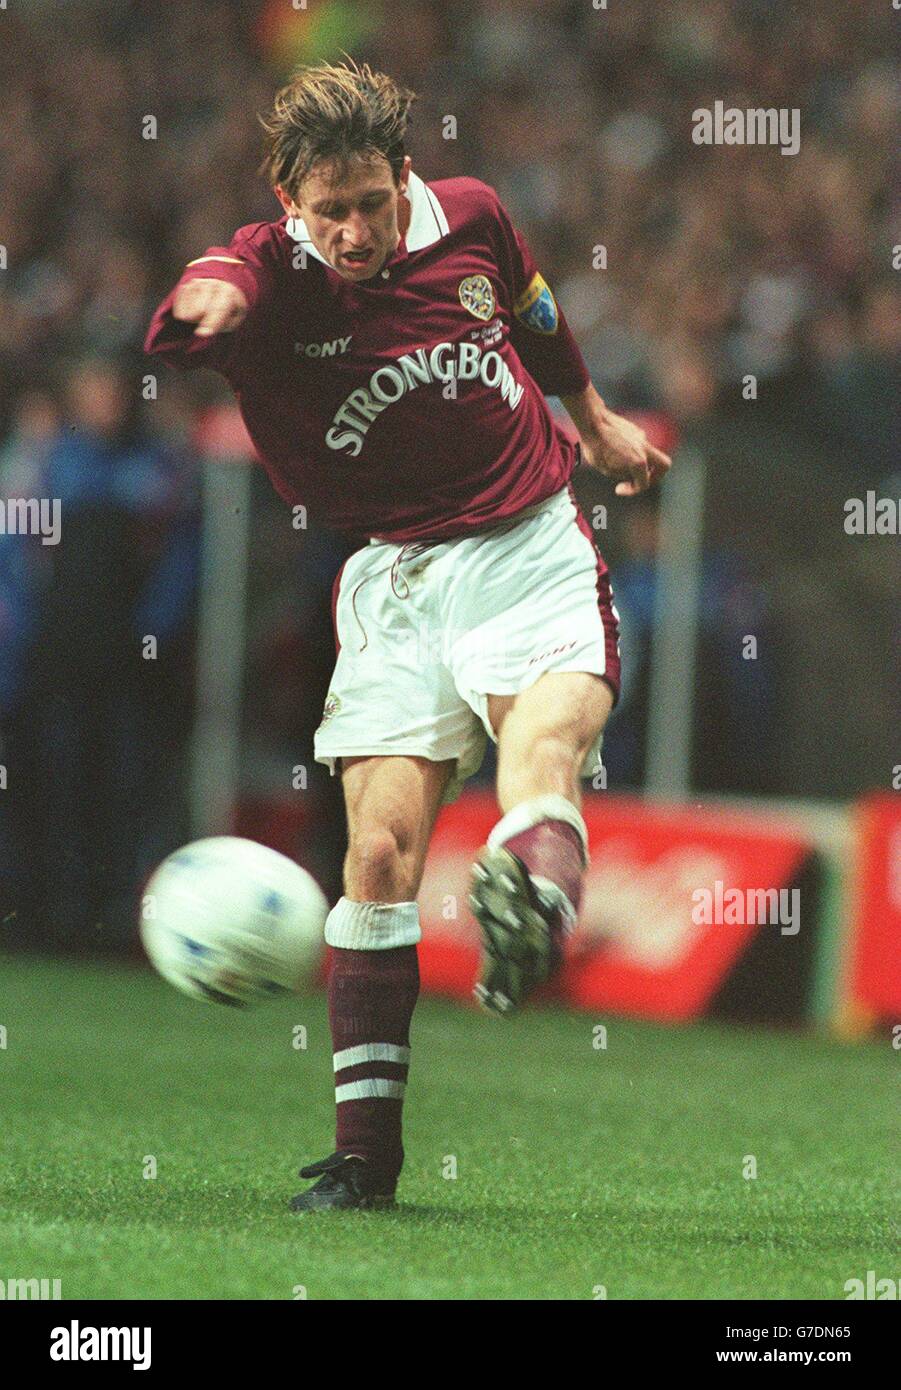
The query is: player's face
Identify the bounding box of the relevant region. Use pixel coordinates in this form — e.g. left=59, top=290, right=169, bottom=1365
left=279, top=155, right=411, bottom=282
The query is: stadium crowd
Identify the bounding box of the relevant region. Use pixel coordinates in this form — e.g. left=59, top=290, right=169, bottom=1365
left=0, top=0, right=895, bottom=442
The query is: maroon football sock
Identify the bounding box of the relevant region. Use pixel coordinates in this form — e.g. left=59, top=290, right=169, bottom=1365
left=328, top=944, right=419, bottom=1189
left=503, top=820, right=586, bottom=928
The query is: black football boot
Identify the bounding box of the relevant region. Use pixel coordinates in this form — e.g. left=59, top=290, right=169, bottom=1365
left=289, top=1152, right=397, bottom=1212
left=469, top=844, right=565, bottom=1016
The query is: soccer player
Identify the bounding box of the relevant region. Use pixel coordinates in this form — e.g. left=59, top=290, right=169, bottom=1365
left=145, top=61, right=670, bottom=1211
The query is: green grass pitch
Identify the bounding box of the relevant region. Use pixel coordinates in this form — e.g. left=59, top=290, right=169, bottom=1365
left=0, top=954, right=895, bottom=1300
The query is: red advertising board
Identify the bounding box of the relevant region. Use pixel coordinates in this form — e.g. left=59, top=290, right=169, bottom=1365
left=419, top=792, right=811, bottom=1019
left=847, top=793, right=901, bottom=1019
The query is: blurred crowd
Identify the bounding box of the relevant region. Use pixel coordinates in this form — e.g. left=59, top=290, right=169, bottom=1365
left=0, top=0, right=896, bottom=452
left=0, top=361, right=199, bottom=945
left=0, top=0, right=896, bottom=943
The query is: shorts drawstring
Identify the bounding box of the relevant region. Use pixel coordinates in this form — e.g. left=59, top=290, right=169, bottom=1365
left=346, top=501, right=562, bottom=652
left=350, top=541, right=436, bottom=651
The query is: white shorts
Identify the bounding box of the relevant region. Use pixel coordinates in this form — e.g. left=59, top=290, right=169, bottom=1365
left=314, top=486, right=621, bottom=803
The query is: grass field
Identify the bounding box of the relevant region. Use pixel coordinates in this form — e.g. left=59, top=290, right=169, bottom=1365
left=0, top=953, right=895, bottom=1300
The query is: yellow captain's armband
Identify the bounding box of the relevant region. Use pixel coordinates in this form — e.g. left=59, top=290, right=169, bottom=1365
left=512, top=272, right=559, bottom=335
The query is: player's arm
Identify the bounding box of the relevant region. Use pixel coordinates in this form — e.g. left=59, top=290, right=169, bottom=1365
left=488, top=187, right=589, bottom=399
left=490, top=189, right=670, bottom=494
left=144, top=226, right=277, bottom=371
left=172, top=277, right=249, bottom=338
left=560, top=382, right=671, bottom=497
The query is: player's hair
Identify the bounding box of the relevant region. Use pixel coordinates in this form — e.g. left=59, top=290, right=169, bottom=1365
left=259, top=59, right=416, bottom=198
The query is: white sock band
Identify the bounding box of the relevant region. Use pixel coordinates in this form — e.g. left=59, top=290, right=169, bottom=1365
left=487, top=794, right=589, bottom=865
left=324, top=896, right=421, bottom=950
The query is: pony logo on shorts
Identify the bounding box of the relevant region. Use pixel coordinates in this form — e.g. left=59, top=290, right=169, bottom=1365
left=458, top=274, right=496, bottom=322
left=513, top=272, right=559, bottom=334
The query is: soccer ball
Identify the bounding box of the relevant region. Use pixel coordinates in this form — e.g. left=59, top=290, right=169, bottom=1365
left=141, top=836, right=328, bottom=1006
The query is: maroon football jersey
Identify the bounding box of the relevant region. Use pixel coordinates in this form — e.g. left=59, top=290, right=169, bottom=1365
left=144, top=174, right=590, bottom=543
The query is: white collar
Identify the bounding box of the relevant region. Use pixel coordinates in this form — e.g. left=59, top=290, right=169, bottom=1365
left=284, top=170, right=449, bottom=265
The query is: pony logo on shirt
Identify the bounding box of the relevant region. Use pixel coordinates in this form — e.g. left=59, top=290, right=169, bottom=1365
left=458, top=275, right=496, bottom=322
left=513, top=272, right=559, bottom=334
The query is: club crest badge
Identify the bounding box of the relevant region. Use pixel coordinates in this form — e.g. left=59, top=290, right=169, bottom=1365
left=319, top=694, right=342, bottom=727
left=458, top=274, right=496, bottom=322
left=513, top=272, right=559, bottom=335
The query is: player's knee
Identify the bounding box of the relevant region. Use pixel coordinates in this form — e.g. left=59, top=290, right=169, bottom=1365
left=351, top=827, right=400, bottom=877
left=346, top=827, right=407, bottom=900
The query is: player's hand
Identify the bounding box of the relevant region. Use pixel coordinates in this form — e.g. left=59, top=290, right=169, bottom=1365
left=172, top=278, right=249, bottom=337
left=581, top=410, right=672, bottom=496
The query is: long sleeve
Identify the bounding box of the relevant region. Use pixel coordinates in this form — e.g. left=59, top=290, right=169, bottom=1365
left=489, top=190, right=590, bottom=398
left=143, top=221, right=281, bottom=373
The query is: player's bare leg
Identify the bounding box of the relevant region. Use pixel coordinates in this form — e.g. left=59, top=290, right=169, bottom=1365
left=471, top=672, right=613, bottom=1015
left=341, top=754, right=450, bottom=902
left=291, top=754, right=452, bottom=1211
left=490, top=672, right=613, bottom=808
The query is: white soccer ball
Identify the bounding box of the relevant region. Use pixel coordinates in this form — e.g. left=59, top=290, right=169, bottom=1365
left=141, top=837, right=328, bottom=1006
